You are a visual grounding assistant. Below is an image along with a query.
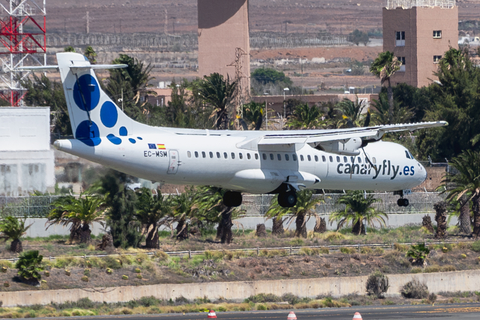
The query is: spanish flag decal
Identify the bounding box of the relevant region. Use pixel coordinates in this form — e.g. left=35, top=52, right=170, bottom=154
left=157, top=144, right=166, bottom=150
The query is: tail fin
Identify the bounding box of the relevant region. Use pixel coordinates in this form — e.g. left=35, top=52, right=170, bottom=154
left=56, top=52, right=148, bottom=146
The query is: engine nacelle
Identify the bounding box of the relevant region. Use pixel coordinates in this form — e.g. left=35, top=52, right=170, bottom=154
left=314, top=137, right=363, bottom=155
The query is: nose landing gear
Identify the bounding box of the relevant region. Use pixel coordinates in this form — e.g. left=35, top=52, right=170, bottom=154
left=395, top=190, right=410, bottom=207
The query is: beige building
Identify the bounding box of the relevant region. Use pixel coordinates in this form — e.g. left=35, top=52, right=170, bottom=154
left=383, top=0, right=458, bottom=88
left=197, top=0, right=250, bottom=90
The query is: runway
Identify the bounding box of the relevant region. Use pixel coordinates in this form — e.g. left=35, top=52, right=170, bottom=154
left=36, top=303, right=480, bottom=320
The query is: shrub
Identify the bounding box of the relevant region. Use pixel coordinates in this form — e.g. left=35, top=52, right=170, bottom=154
left=441, top=265, right=456, bottom=272
left=411, top=267, right=422, bottom=273
left=360, top=247, right=372, bottom=254
left=81, top=276, right=89, bottom=282
left=373, top=247, right=384, bottom=255
left=106, top=268, right=113, bottom=274
left=83, top=268, right=90, bottom=276
left=16, top=250, right=44, bottom=283
left=65, top=269, right=71, bottom=276
left=406, top=243, right=430, bottom=266
left=323, top=232, right=346, bottom=241
left=460, top=254, right=467, bottom=259
left=245, top=293, right=281, bottom=303
left=394, top=243, right=409, bottom=252
left=428, top=293, right=437, bottom=304
left=122, top=275, right=129, bottom=280
left=424, top=265, right=440, bottom=273
left=1, top=266, right=7, bottom=273
left=138, top=296, right=161, bottom=307
left=401, top=280, right=429, bottom=299
left=256, top=304, right=267, bottom=310
left=136, top=274, right=142, bottom=279
left=44, top=270, right=50, bottom=277
left=366, top=271, right=389, bottom=298
left=472, top=240, right=480, bottom=252
left=135, top=268, right=141, bottom=273
left=4, top=281, right=9, bottom=287
left=343, top=247, right=357, bottom=254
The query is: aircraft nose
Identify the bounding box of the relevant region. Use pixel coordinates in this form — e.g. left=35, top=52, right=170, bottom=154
left=418, top=162, right=427, bottom=183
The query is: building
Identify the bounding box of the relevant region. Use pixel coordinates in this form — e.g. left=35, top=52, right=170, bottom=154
left=383, top=0, right=458, bottom=88
left=197, top=0, right=250, bottom=92
left=0, top=107, right=55, bottom=196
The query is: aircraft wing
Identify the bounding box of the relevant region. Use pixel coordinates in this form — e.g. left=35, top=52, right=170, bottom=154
left=237, top=121, right=447, bottom=154
left=259, top=121, right=448, bottom=145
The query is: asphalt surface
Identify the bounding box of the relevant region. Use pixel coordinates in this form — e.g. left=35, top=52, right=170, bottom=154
left=35, top=303, right=480, bottom=320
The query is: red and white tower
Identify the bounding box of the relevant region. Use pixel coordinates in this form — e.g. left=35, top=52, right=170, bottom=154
left=0, top=0, right=46, bottom=106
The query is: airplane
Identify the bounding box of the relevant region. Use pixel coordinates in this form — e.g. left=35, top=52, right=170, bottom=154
left=25, top=52, right=447, bottom=208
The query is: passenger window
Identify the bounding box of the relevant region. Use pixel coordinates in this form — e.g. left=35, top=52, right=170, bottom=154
left=300, top=155, right=304, bottom=161
left=247, top=153, right=251, bottom=160
left=255, top=153, right=259, bottom=160
left=202, top=151, right=206, bottom=158
left=351, top=156, right=354, bottom=162
left=285, top=154, right=289, bottom=161
left=231, top=152, right=235, bottom=159
left=344, top=156, right=347, bottom=163
left=270, top=154, right=274, bottom=160
left=187, top=151, right=191, bottom=158
left=263, top=153, right=267, bottom=160
left=195, top=151, right=199, bottom=158
left=239, top=153, right=243, bottom=159
left=224, top=152, right=228, bottom=159
left=216, top=152, right=221, bottom=159
left=314, top=155, right=318, bottom=162
left=358, top=157, right=362, bottom=163
left=209, top=152, right=213, bottom=158
left=336, top=156, right=340, bottom=162
left=293, top=155, right=297, bottom=161
left=329, top=156, right=333, bottom=162
left=277, top=154, right=281, bottom=161
left=372, top=157, right=377, bottom=164
left=307, top=155, right=311, bottom=161
left=322, top=155, right=326, bottom=162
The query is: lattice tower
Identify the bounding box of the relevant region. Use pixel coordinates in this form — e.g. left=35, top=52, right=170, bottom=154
left=0, top=0, right=46, bottom=106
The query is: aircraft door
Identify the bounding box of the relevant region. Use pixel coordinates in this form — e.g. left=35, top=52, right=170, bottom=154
left=167, top=150, right=179, bottom=174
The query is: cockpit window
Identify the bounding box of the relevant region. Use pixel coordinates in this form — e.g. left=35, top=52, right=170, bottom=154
left=405, top=150, right=411, bottom=159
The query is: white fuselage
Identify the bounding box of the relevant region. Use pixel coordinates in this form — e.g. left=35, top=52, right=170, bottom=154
left=55, top=128, right=427, bottom=194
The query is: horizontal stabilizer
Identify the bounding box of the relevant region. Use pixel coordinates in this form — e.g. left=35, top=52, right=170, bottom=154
left=18, top=64, right=127, bottom=72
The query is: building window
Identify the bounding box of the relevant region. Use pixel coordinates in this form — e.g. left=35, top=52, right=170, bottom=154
left=433, top=55, right=442, bottom=63
left=396, top=31, right=405, bottom=46
left=398, top=57, right=406, bottom=72
left=433, top=30, right=442, bottom=39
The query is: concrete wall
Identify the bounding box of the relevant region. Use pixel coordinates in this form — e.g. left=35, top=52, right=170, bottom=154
left=0, top=108, right=55, bottom=196
left=1, top=269, right=478, bottom=307
left=383, top=6, right=458, bottom=88
left=23, top=213, right=457, bottom=238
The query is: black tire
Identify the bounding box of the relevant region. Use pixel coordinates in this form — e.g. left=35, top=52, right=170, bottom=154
left=404, top=199, right=409, bottom=206
left=279, top=191, right=297, bottom=208
left=223, top=191, right=242, bottom=207
left=397, top=199, right=405, bottom=207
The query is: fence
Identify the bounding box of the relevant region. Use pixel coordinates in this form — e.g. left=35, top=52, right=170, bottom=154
left=0, top=192, right=445, bottom=218
left=386, top=0, right=456, bottom=9
left=241, top=192, right=445, bottom=216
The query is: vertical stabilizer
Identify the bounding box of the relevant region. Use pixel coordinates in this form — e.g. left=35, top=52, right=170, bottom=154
left=57, top=52, right=147, bottom=147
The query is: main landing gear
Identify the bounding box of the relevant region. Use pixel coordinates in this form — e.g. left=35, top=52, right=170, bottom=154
left=278, top=185, right=297, bottom=208
left=223, top=191, right=242, bottom=207
left=395, top=190, right=410, bottom=207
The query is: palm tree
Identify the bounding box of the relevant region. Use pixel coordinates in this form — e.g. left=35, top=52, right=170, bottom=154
left=287, top=103, right=329, bottom=129
left=329, top=191, right=387, bottom=235
left=135, top=188, right=172, bottom=249
left=170, top=187, right=200, bottom=240
left=266, top=190, right=322, bottom=238
left=48, top=193, right=105, bottom=243
left=197, top=73, right=237, bottom=130
left=0, top=216, right=32, bottom=252
left=441, top=150, right=480, bottom=237
left=370, top=51, right=402, bottom=118
left=241, top=101, right=264, bottom=130
left=371, top=93, right=414, bottom=125
left=335, top=97, right=367, bottom=128
left=83, top=46, right=97, bottom=64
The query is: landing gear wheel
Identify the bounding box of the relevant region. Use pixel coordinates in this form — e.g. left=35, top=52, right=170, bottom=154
left=397, top=198, right=409, bottom=207
left=278, top=191, right=297, bottom=208
left=223, top=191, right=242, bottom=207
